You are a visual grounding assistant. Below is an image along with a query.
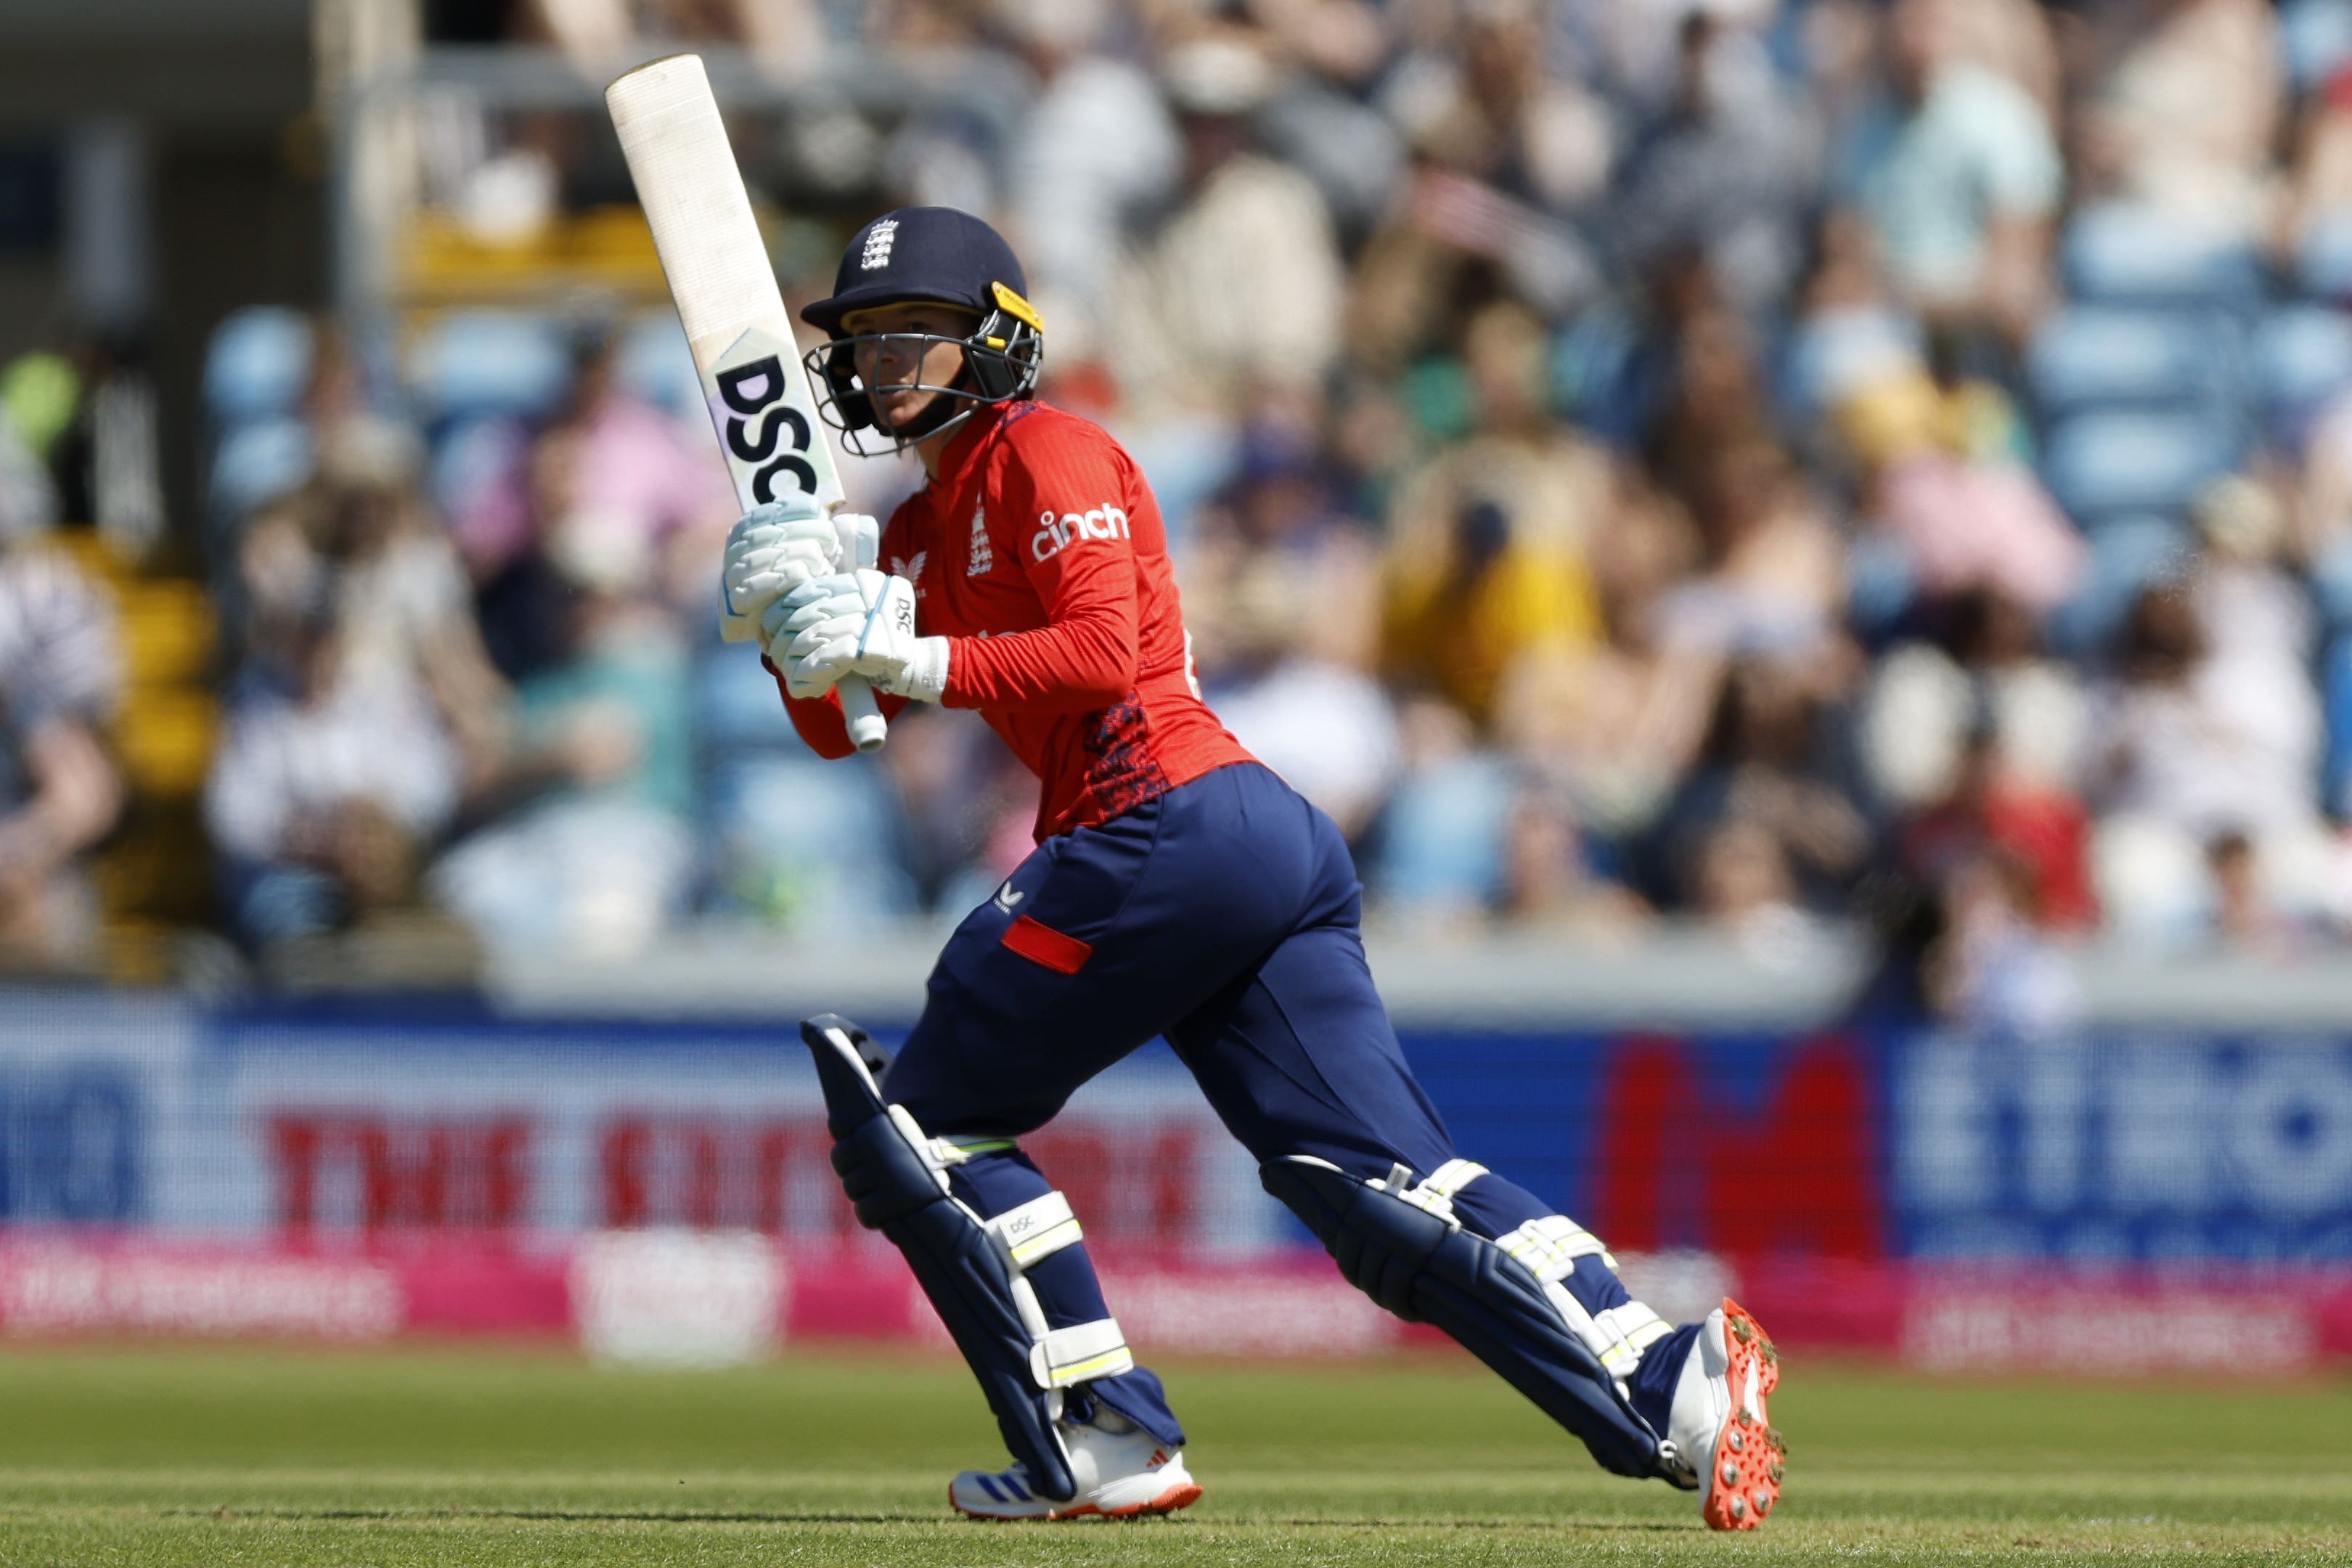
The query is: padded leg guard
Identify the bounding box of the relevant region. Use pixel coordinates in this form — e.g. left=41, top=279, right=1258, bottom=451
left=802, top=1015, right=1132, bottom=1502
left=1261, top=1155, right=1668, bottom=1481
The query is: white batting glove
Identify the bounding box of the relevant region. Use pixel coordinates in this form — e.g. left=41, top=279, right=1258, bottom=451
left=719, top=498, right=877, bottom=645
left=764, top=571, right=867, bottom=699
left=852, top=573, right=950, bottom=703
left=764, top=570, right=950, bottom=703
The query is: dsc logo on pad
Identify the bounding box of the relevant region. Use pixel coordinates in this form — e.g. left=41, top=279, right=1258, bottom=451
left=1032, top=505, right=1130, bottom=563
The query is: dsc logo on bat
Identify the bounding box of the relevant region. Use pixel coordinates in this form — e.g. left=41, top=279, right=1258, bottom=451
left=709, top=338, right=820, bottom=505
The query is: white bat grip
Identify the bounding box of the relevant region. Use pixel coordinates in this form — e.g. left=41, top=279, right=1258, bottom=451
left=840, top=677, right=887, bottom=754
left=836, top=508, right=887, bottom=753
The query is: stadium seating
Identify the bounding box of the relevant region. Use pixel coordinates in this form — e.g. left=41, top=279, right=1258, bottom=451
left=2297, top=211, right=2352, bottom=303
left=2253, top=304, right=2352, bottom=445
left=404, top=310, right=573, bottom=425
left=2026, top=308, right=2241, bottom=419
left=2046, top=515, right=2197, bottom=654
left=2323, top=629, right=2352, bottom=814
left=2041, top=411, right=2242, bottom=526
left=205, top=417, right=315, bottom=526
left=2282, top=0, right=2352, bottom=92
left=1776, top=305, right=1922, bottom=424
left=701, top=753, right=918, bottom=928
left=1372, top=751, right=1515, bottom=915
left=693, top=646, right=799, bottom=754
left=200, top=306, right=314, bottom=425
left=2062, top=204, right=2263, bottom=312
left=613, top=310, right=703, bottom=422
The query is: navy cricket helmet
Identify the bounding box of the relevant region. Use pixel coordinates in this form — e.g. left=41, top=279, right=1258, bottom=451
left=800, top=206, right=1044, bottom=452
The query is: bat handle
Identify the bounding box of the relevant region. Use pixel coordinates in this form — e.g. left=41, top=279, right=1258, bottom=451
left=840, top=674, right=888, bottom=753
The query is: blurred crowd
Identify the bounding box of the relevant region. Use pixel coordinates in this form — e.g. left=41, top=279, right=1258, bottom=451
left=16, top=0, right=2352, bottom=1021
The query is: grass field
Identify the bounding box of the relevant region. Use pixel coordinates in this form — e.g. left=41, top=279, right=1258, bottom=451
left=0, top=1344, right=2344, bottom=1566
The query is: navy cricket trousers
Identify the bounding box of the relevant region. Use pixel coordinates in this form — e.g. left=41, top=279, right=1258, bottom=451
left=883, top=762, right=1620, bottom=1445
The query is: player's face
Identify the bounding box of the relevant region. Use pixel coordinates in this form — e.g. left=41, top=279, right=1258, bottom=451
left=842, top=303, right=977, bottom=433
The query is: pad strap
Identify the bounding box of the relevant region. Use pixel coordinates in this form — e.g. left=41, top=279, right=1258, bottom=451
left=886, top=1105, right=954, bottom=1193
left=1387, top=1159, right=1489, bottom=1225
left=1591, top=1302, right=1673, bottom=1374
left=1546, top=1290, right=1673, bottom=1376
left=1029, top=1318, right=1134, bottom=1388
left=1496, top=1215, right=1610, bottom=1281
left=987, top=1191, right=1085, bottom=1269
left=1420, top=1159, right=1489, bottom=1196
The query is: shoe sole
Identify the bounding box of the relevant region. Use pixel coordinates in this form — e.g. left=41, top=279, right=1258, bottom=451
left=1702, top=1297, right=1784, bottom=1531
left=950, top=1477, right=1204, bottom=1522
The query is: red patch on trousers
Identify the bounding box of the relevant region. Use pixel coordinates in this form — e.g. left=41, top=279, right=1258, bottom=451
left=1002, top=915, right=1092, bottom=975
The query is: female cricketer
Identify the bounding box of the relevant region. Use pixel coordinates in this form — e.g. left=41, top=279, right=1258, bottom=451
left=720, top=207, right=1784, bottom=1528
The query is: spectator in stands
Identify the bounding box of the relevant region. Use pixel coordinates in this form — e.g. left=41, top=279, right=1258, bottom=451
left=166, top=0, right=2352, bottom=974
left=1371, top=695, right=1516, bottom=927
left=1377, top=0, right=1611, bottom=216
left=1106, top=36, right=1347, bottom=422
left=240, top=417, right=511, bottom=795
left=2075, top=0, right=2282, bottom=230
left=1000, top=0, right=1180, bottom=348
left=1646, top=657, right=1874, bottom=917
left=1500, top=781, right=1648, bottom=934
left=471, top=425, right=582, bottom=685
left=1842, top=0, right=2062, bottom=344
left=499, top=0, right=832, bottom=80
left=1691, top=818, right=1818, bottom=952
left=449, top=328, right=732, bottom=671
left=1866, top=589, right=2095, bottom=927
left=1649, top=435, right=1846, bottom=663
left=1611, top=9, right=1824, bottom=316
left=429, top=497, right=694, bottom=958
left=1923, top=844, right=2083, bottom=1038
left=1635, top=265, right=1776, bottom=495
left=1188, top=426, right=1395, bottom=840
left=1831, top=325, right=2082, bottom=617
left=2088, top=523, right=2327, bottom=942
left=205, top=605, right=459, bottom=950
left=1899, top=726, right=2096, bottom=933
left=2282, top=62, right=2352, bottom=253
left=2205, top=828, right=2308, bottom=955
left=1495, top=475, right=1722, bottom=839
left=1248, top=7, right=1403, bottom=246
left=528, top=329, right=737, bottom=618
left=881, top=703, right=1035, bottom=915
left=0, top=446, right=123, bottom=972
left=1208, top=622, right=1401, bottom=844
left=1381, top=301, right=1612, bottom=726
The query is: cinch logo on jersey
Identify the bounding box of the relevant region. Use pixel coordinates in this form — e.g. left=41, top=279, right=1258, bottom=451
left=1032, top=505, right=1130, bottom=563
left=860, top=219, right=899, bottom=271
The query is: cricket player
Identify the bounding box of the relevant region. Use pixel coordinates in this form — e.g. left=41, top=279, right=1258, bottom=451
left=722, top=207, right=1784, bottom=1528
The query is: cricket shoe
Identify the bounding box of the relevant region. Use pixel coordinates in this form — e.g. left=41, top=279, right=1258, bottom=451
left=949, top=1407, right=1201, bottom=1522
left=1662, top=1297, right=1784, bottom=1530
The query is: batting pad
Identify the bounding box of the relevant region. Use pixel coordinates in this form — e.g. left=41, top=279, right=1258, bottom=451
left=1260, top=1154, right=1670, bottom=1481
left=801, top=1014, right=1135, bottom=1500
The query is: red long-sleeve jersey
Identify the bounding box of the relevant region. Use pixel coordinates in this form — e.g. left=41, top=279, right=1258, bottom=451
left=777, top=400, right=1254, bottom=841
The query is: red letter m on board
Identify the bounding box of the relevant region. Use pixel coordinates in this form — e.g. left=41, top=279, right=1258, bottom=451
left=1591, top=1035, right=1880, bottom=1261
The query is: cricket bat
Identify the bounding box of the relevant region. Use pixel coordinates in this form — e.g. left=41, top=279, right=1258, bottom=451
left=605, top=52, right=887, bottom=753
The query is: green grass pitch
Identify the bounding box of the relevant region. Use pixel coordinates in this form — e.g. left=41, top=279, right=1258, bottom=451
left=0, top=1344, right=2343, bottom=1565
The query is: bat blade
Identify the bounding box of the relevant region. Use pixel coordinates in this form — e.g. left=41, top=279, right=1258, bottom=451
left=605, top=53, right=883, bottom=749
